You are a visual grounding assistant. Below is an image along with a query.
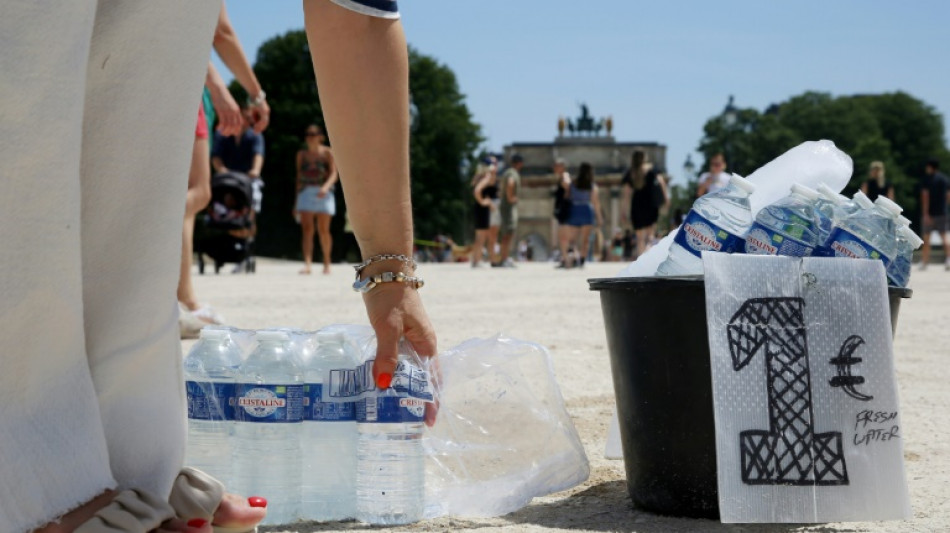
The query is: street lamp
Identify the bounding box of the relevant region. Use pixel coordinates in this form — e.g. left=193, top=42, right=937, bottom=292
left=683, top=154, right=696, bottom=180
left=721, top=95, right=738, bottom=173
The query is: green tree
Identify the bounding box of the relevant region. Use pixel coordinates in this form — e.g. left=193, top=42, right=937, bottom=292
left=224, top=31, right=482, bottom=260
left=698, top=91, right=950, bottom=226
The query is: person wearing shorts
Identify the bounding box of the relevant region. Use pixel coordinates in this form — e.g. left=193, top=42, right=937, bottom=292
left=497, top=154, right=523, bottom=267
left=919, top=159, right=950, bottom=270
left=295, top=124, right=339, bottom=274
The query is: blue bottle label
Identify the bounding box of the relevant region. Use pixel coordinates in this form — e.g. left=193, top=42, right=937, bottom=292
left=825, top=227, right=891, bottom=266
left=812, top=245, right=834, bottom=257
left=356, top=395, right=426, bottom=424
left=234, top=384, right=304, bottom=423
left=186, top=381, right=234, bottom=421
left=673, top=210, right=746, bottom=258
left=303, top=383, right=355, bottom=421
left=744, top=222, right=814, bottom=256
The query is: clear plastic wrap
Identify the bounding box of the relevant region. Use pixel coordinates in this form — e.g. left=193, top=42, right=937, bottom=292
left=320, top=327, right=589, bottom=518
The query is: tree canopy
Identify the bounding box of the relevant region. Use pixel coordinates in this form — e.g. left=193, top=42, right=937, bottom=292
left=697, top=91, right=950, bottom=222
left=226, top=31, right=482, bottom=259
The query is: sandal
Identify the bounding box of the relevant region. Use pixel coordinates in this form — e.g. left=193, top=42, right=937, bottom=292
left=168, top=468, right=264, bottom=533
left=74, top=489, right=175, bottom=533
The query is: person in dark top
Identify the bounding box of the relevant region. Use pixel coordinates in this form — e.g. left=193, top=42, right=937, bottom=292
left=919, top=159, right=950, bottom=270
left=471, top=161, right=499, bottom=267
left=621, top=150, right=668, bottom=258
left=212, top=104, right=265, bottom=211
left=860, top=161, right=894, bottom=202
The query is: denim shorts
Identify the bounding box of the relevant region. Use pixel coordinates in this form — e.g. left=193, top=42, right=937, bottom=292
left=330, top=0, right=399, bottom=18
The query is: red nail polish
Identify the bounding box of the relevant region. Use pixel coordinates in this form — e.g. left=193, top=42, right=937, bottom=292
left=248, top=496, right=267, bottom=508
left=187, top=518, right=208, bottom=528
left=376, top=372, right=392, bottom=389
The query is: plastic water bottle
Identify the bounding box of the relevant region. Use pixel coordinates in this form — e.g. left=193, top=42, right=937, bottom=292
left=184, top=328, right=241, bottom=486
left=824, top=194, right=903, bottom=269
left=232, top=330, right=304, bottom=526
left=301, top=331, right=358, bottom=521
left=656, top=175, right=756, bottom=276
left=812, top=183, right=851, bottom=256
left=887, top=225, right=924, bottom=287
left=355, top=357, right=431, bottom=525
left=745, top=184, right=821, bottom=256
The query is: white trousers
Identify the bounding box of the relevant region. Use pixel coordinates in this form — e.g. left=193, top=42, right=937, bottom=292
left=0, top=1, right=220, bottom=531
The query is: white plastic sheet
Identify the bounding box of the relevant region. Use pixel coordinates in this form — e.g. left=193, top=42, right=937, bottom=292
left=702, top=253, right=911, bottom=523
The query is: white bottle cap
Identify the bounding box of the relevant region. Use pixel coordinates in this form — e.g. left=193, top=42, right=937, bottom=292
left=897, top=215, right=911, bottom=227
left=316, top=330, right=345, bottom=345
left=898, top=225, right=924, bottom=248
left=199, top=328, right=229, bottom=341
left=874, top=196, right=903, bottom=217
left=728, top=174, right=756, bottom=193
left=255, top=330, right=290, bottom=343
left=791, top=184, right=819, bottom=201
left=816, top=183, right=844, bottom=204
left=852, top=191, right=874, bottom=209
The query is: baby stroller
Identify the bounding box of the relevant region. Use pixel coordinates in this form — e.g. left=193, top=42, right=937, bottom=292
left=196, top=171, right=256, bottom=274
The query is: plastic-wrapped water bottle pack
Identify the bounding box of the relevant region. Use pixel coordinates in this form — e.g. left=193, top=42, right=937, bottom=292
left=183, top=326, right=589, bottom=527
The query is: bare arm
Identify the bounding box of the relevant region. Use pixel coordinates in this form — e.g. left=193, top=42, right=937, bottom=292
left=295, top=151, right=304, bottom=193
left=213, top=4, right=270, bottom=132
left=888, top=187, right=896, bottom=201
left=320, top=149, right=340, bottom=195
left=621, top=183, right=632, bottom=222
left=922, top=189, right=931, bottom=222
left=860, top=182, right=868, bottom=194
left=473, top=178, right=491, bottom=206
left=506, top=174, right=517, bottom=204
left=211, top=155, right=227, bottom=175
left=305, top=0, right=436, bottom=408
left=248, top=154, right=264, bottom=179
left=205, top=62, right=243, bottom=136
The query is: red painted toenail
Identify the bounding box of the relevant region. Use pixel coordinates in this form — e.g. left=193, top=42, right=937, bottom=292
left=187, top=518, right=208, bottom=528
left=248, top=496, right=267, bottom=508
left=376, top=372, right=393, bottom=389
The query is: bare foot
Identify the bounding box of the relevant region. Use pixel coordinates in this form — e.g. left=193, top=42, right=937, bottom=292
left=323, top=264, right=331, bottom=275
left=299, top=268, right=311, bottom=275
left=210, top=494, right=267, bottom=531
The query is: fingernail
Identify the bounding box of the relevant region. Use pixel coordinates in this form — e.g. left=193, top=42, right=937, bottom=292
left=248, top=496, right=267, bottom=508
left=187, top=518, right=208, bottom=528
left=376, top=372, right=392, bottom=389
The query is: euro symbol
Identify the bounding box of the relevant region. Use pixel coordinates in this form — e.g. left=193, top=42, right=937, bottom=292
left=829, top=335, right=873, bottom=402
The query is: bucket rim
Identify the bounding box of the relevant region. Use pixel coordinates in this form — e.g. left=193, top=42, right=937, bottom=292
left=588, top=276, right=913, bottom=299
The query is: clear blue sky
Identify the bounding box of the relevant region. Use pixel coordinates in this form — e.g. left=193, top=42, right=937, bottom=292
left=216, top=0, right=949, bottom=183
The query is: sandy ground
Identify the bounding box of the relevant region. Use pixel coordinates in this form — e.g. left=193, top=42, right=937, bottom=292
left=186, top=258, right=950, bottom=533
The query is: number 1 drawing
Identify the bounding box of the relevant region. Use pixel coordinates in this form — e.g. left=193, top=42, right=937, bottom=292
left=727, top=297, right=849, bottom=486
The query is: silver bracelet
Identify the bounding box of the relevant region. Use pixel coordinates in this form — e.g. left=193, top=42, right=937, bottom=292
left=353, top=253, right=417, bottom=276
left=352, top=271, right=425, bottom=294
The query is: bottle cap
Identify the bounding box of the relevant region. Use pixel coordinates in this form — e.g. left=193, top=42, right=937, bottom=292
left=852, top=191, right=874, bottom=209
left=728, top=174, right=756, bottom=194
left=791, top=184, right=819, bottom=201
left=899, top=226, right=924, bottom=249
left=316, top=330, right=345, bottom=345
left=874, top=196, right=903, bottom=217
left=897, top=215, right=911, bottom=227
left=199, top=328, right=229, bottom=341
left=255, top=330, right=290, bottom=343
left=816, top=183, right=844, bottom=204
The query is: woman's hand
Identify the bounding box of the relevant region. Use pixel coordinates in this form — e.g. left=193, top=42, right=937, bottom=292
left=317, top=187, right=329, bottom=199
left=363, top=282, right=438, bottom=426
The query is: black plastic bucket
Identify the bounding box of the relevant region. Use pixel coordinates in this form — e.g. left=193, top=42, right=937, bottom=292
left=588, top=275, right=912, bottom=519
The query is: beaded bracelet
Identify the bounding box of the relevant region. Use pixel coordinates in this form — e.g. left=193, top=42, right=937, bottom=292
left=353, top=253, right=417, bottom=276
left=352, top=271, right=425, bottom=294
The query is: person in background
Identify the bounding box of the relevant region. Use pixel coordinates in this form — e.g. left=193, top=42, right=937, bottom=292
left=558, top=162, right=603, bottom=268
left=212, top=100, right=266, bottom=265
left=696, top=153, right=730, bottom=197
left=860, top=161, right=895, bottom=202
left=472, top=161, right=499, bottom=267
left=497, top=153, right=523, bottom=268
left=552, top=158, right=572, bottom=267
left=295, top=124, right=338, bottom=274
left=622, top=150, right=668, bottom=258
left=918, top=158, right=950, bottom=271
left=611, top=228, right=625, bottom=262
left=178, top=3, right=270, bottom=336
